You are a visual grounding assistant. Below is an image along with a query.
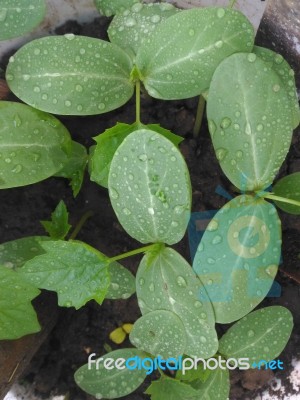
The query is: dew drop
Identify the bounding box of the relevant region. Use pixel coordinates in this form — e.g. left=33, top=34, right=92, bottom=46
left=138, top=153, right=147, bottom=161
left=176, top=276, right=187, bottom=287
left=273, top=84, right=280, bottom=92
left=245, top=123, right=252, bottom=135
left=12, top=164, right=22, bottom=173
left=98, top=103, right=105, bottom=110
left=33, top=86, right=41, bottom=93
left=256, top=123, right=264, bottom=131
left=64, top=33, right=75, bottom=40
left=274, top=54, right=283, bottom=64
left=171, top=221, right=178, bottom=227
left=123, top=208, right=131, bottom=215
left=166, top=74, right=173, bottom=81
left=125, top=17, right=136, bottom=27
left=200, top=336, right=207, bottom=343
left=149, top=282, right=155, bottom=292
left=139, top=278, right=145, bottom=286
left=220, top=117, right=231, bottom=129
left=212, top=235, right=222, bottom=245
left=216, top=148, right=227, bottom=161
left=110, top=188, right=119, bottom=199
left=65, top=100, right=71, bottom=107
left=208, top=120, right=217, bottom=135
left=148, top=207, right=154, bottom=215
left=207, top=257, right=216, bottom=264
left=248, top=330, right=255, bottom=337
left=151, top=15, right=161, bottom=23
left=217, top=8, right=225, bottom=18
left=75, top=84, right=83, bottom=92
left=207, top=219, right=218, bottom=231
left=189, top=29, right=195, bottom=37
left=215, top=40, right=223, bottom=49
left=194, top=300, right=202, bottom=308
left=247, top=53, right=257, bottom=63
left=13, top=114, right=22, bottom=127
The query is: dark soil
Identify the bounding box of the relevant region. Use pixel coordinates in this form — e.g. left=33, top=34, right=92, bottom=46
left=0, top=15, right=300, bottom=400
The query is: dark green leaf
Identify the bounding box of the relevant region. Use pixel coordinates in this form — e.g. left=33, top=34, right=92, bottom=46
left=40, top=200, right=71, bottom=240
left=94, top=0, right=141, bottom=17
left=145, top=376, right=198, bottom=400
left=105, top=261, right=135, bottom=300
left=273, top=173, right=300, bottom=215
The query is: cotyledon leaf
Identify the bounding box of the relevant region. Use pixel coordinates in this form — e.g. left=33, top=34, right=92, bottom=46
left=207, top=52, right=294, bottom=191
left=108, top=129, right=191, bottom=245
left=74, top=348, right=148, bottom=399
left=6, top=35, right=134, bottom=115
left=94, top=0, right=140, bottom=17
left=273, top=172, right=300, bottom=215
left=193, top=195, right=281, bottom=324
left=0, top=101, right=71, bottom=189
left=105, top=261, right=136, bottom=300
left=130, top=309, right=187, bottom=359
left=136, top=7, right=254, bottom=100
left=108, top=2, right=179, bottom=58
left=0, top=0, right=46, bottom=41
left=136, top=247, right=218, bottom=359
left=191, top=367, right=230, bottom=400
left=219, top=306, right=293, bottom=364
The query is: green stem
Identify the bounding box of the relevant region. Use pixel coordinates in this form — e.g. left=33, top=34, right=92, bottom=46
left=109, top=243, right=160, bottom=263
left=193, top=95, right=206, bottom=138
left=262, top=192, right=300, bottom=208
left=69, top=210, right=94, bottom=240
left=229, top=0, right=237, bottom=8
left=136, top=79, right=141, bottom=124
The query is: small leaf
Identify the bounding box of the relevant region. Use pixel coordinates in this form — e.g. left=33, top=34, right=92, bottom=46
left=193, top=195, right=281, bottom=323
left=74, top=348, right=148, bottom=398
left=94, top=0, right=141, bottom=17
left=40, top=200, right=71, bottom=240
left=130, top=309, right=186, bottom=359
left=0, top=0, right=46, bottom=41
left=145, top=376, right=198, bottom=400
left=136, top=247, right=218, bottom=359
left=55, top=141, right=87, bottom=197
left=0, top=101, right=71, bottom=188
left=0, top=265, right=40, bottom=339
left=136, top=7, right=254, bottom=99
left=176, top=361, right=211, bottom=383
left=19, top=240, right=110, bottom=309
left=110, top=327, right=127, bottom=344
left=122, top=323, right=133, bottom=334
left=108, top=129, right=191, bottom=245
left=219, top=306, right=293, bottom=364
left=6, top=36, right=134, bottom=115
left=191, top=367, right=230, bottom=400
left=273, top=173, right=300, bottom=215
left=207, top=52, right=294, bottom=191
left=105, top=261, right=136, bottom=300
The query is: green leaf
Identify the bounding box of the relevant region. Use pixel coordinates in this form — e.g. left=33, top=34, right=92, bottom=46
left=136, top=247, right=218, bottom=359
left=108, top=3, right=179, bottom=58
left=0, top=265, right=40, bottom=339
left=136, top=7, right=254, bottom=99
left=191, top=367, right=230, bottom=400
left=55, top=141, right=87, bottom=197
left=19, top=240, right=110, bottom=309
left=94, top=0, right=140, bottom=17
left=40, top=200, right=71, bottom=240
left=219, top=306, right=293, bottom=364
left=273, top=173, right=300, bottom=215
left=108, top=129, right=191, bottom=245
left=74, top=348, right=148, bottom=399
left=145, top=376, right=198, bottom=400
left=254, top=46, right=300, bottom=129
left=0, top=0, right=46, bottom=41
left=207, top=52, right=294, bottom=191
left=105, top=261, right=135, bottom=300
left=0, top=101, right=71, bottom=189
left=176, top=362, right=211, bottom=383
left=6, top=35, right=134, bottom=115
left=193, top=195, right=281, bottom=324
left=146, top=124, right=184, bottom=147
left=0, top=236, right=48, bottom=270
left=130, top=309, right=186, bottom=359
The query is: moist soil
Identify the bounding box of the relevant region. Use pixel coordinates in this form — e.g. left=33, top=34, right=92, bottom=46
left=0, top=17, right=300, bottom=400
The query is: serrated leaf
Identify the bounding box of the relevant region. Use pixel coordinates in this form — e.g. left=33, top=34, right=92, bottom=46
left=55, top=141, right=87, bottom=196
left=108, top=129, right=191, bottom=245
left=136, top=247, right=218, bottom=359
left=207, top=52, right=294, bottom=191
left=108, top=3, right=179, bottom=58
left=6, top=35, right=134, bottom=115
left=74, top=348, right=148, bottom=398
left=94, top=0, right=140, bottom=17
left=0, top=265, right=40, bottom=339
left=254, top=46, right=300, bottom=129
left=0, top=101, right=71, bottom=188
left=105, top=261, right=135, bottom=300
left=219, top=306, right=293, bottom=364
left=40, top=200, right=71, bottom=240
left=136, top=7, right=254, bottom=99
left=191, top=367, right=230, bottom=400
left=176, top=361, right=211, bottom=383
left=0, top=0, right=46, bottom=41
left=273, top=173, right=300, bottom=215
left=145, top=376, right=198, bottom=400
left=19, top=240, right=110, bottom=309
left=193, top=195, right=281, bottom=324
left=130, top=309, right=186, bottom=359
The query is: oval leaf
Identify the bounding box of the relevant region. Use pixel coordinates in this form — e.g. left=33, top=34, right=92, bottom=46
left=105, top=261, right=136, bottom=300
left=108, top=129, right=191, bottom=245
left=207, top=52, right=294, bottom=191
left=137, top=247, right=218, bottom=359
left=273, top=173, right=300, bottom=215
left=0, top=101, right=71, bottom=188
left=193, top=195, right=281, bottom=324
left=0, top=0, right=46, bottom=41
left=6, top=35, right=134, bottom=115
left=219, top=306, right=293, bottom=364
left=75, top=348, right=147, bottom=399
left=136, top=7, right=254, bottom=99
left=94, top=0, right=140, bottom=17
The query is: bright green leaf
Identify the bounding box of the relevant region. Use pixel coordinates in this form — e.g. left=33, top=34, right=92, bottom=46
left=105, top=261, right=135, bottom=300
left=94, top=0, right=140, bottom=17
left=0, top=0, right=46, bottom=41
left=0, top=101, right=71, bottom=189
left=219, top=306, right=293, bottom=364
left=193, top=195, right=281, bottom=324
left=273, top=173, right=300, bottom=215
left=136, top=7, right=254, bottom=99
left=145, top=376, right=198, bottom=400
left=0, top=265, right=40, bottom=339
left=176, top=361, right=211, bottom=383
left=19, top=240, right=110, bottom=309
left=6, top=36, right=134, bottom=115
left=40, top=200, right=71, bottom=240
left=136, top=247, right=218, bottom=358
left=191, top=367, right=230, bottom=400
left=146, top=124, right=184, bottom=147
left=108, top=129, right=191, bottom=245
left=207, top=52, right=294, bottom=191
left=74, top=348, right=148, bottom=398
